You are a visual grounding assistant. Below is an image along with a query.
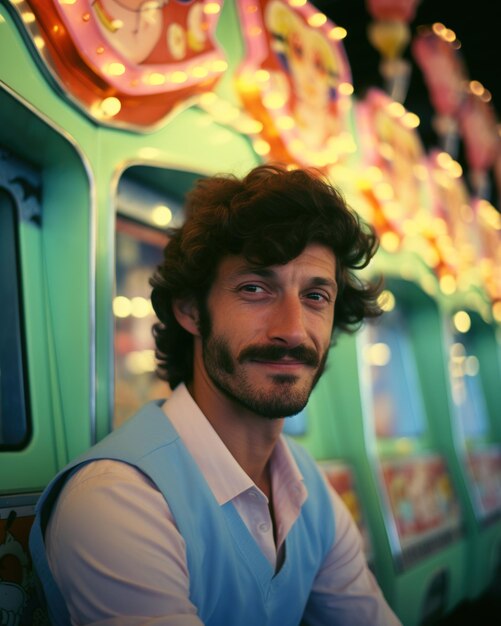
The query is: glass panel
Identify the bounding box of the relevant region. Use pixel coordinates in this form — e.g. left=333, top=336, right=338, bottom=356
left=362, top=308, right=427, bottom=439
left=0, top=189, right=29, bottom=446
left=449, top=334, right=489, bottom=439
left=114, top=218, right=168, bottom=428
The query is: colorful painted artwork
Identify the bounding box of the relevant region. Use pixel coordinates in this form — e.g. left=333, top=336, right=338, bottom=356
left=381, top=454, right=461, bottom=551
left=16, top=0, right=226, bottom=128
left=236, top=0, right=354, bottom=169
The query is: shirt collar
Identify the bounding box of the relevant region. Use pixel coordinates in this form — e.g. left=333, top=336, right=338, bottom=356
left=162, top=383, right=305, bottom=506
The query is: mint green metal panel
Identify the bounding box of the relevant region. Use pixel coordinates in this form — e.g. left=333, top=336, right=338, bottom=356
left=0, top=88, right=94, bottom=481
left=392, top=544, right=467, bottom=626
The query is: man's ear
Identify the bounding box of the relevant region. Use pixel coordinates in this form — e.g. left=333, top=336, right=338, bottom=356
left=172, top=298, right=200, bottom=336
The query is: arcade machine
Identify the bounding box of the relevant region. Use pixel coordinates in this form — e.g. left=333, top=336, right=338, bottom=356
left=428, top=149, right=501, bottom=600
left=344, top=88, right=472, bottom=625
left=444, top=308, right=501, bottom=596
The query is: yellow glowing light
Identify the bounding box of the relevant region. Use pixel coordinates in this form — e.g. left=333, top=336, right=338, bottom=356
left=378, top=290, right=396, bottom=312
left=254, top=69, right=270, bottom=82
left=365, top=166, right=383, bottom=183
left=439, top=274, right=457, bottom=295
left=469, top=80, right=484, bottom=96
left=373, top=181, right=394, bottom=201
left=308, top=12, right=327, bottom=28
left=253, top=139, right=271, bottom=156
left=402, top=112, right=420, bottom=128
left=276, top=115, right=295, bottom=130
left=478, top=199, right=501, bottom=230
left=289, top=0, right=307, bottom=7
left=465, top=355, right=479, bottom=377
left=431, top=23, right=446, bottom=37
left=106, top=62, right=126, bottom=76
left=199, top=92, right=217, bottom=106
left=113, top=296, right=132, bottom=318
left=453, top=310, right=471, bottom=333
left=125, top=350, right=156, bottom=375
left=98, top=97, right=121, bottom=117
left=58, top=0, right=77, bottom=4
left=338, top=82, right=354, bottom=96
left=237, top=117, right=263, bottom=134
left=204, top=2, right=220, bottom=14
left=21, top=11, right=36, bottom=23
left=170, top=71, right=187, bottom=84
left=34, top=35, right=45, bottom=49
left=131, top=297, right=152, bottom=318
left=449, top=160, right=463, bottom=178
left=263, top=91, right=287, bottom=109
left=152, top=205, right=172, bottom=227
left=137, top=147, right=161, bottom=159
left=442, top=28, right=456, bottom=43
left=365, top=342, right=391, bottom=367
left=212, top=60, right=228, bottom=72
left=380, top=231, right=400, bottom=252
left=329, top=26, right=347, bottom=40
left=387, top=102, right=405, bottom=118
left=192, top=65, right=209, bottom=78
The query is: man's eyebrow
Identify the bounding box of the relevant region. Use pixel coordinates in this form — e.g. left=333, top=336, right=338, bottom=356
left=230, top=267, right=338, bottom=292
left=230, top=266, right=276, bottom=279
left=309, top=277, right=338, bottom=293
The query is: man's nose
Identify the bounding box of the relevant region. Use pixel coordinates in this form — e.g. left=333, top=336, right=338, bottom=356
left=266, top=295, right=308, bottom=346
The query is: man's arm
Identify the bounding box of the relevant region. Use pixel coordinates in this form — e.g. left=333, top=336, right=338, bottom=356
left=46, top=460, right=203, bottom=625
left=303, top=483, right=402, bottom=626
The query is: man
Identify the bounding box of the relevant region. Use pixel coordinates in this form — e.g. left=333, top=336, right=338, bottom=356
left=30, top=164, right=401, bottom=625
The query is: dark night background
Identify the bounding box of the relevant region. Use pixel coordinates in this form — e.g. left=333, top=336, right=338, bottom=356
left=312, top=0, right=501, bottom=206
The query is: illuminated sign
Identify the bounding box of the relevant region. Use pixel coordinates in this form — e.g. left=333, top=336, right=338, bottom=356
left=236, top=0, right=354, bottom=170
left=15, top=0, right=226, bottom=129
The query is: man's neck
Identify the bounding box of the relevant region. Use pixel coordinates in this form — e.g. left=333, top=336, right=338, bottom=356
left=186, top=379, right=284, bottom=495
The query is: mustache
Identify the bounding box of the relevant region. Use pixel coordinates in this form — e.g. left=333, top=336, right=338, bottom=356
left=238, top=344, right=320, bottom=368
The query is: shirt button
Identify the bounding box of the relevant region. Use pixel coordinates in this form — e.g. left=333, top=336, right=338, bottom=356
left=258, top=522, right=270, bottom=533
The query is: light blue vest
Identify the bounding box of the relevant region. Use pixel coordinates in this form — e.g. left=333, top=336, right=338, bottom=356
left=29, top=401, right=335, bottom=626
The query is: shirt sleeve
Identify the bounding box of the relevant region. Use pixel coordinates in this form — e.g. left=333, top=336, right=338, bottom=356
left=46, top=460, right=204, bottom=626
left=302, top=482, right=403, bottom=626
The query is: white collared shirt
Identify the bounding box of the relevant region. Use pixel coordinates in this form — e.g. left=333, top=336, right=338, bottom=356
left=46, top=384, right=401, bottom=626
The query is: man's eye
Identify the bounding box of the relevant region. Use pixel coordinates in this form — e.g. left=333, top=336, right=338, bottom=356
left=306, top=291, right=329, bottom=303
left=240, top=284, right=265, bottom=294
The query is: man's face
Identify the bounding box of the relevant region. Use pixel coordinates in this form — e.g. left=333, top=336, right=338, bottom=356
left=198, top=243, right=337, bottom=419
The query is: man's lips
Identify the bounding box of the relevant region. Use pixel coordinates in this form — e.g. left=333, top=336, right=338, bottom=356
left=250, top=359, right=308, bottom=370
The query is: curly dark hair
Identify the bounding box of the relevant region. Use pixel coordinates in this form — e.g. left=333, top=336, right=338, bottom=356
left=150, top=164, right=382, bottom=388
